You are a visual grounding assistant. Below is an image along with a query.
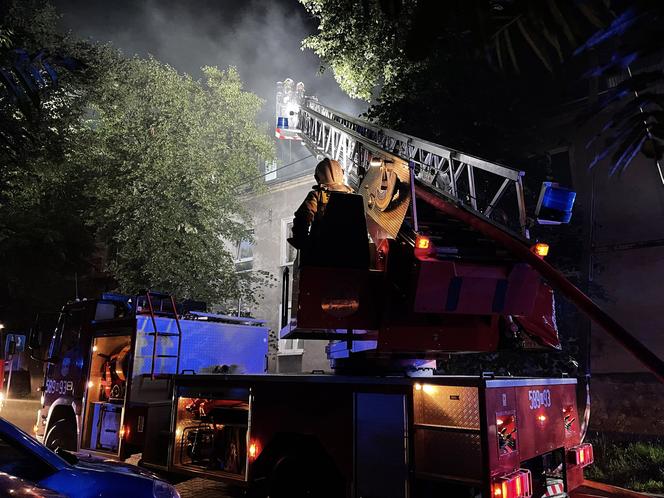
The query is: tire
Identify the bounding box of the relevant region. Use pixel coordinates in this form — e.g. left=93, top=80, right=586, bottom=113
left=267, top=454, right=342, bottom=498
left=44, top=417, right=77, bottom=451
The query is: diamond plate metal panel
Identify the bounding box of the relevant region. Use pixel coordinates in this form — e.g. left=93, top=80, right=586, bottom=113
left=413, top=385, right=480, bottom=429
left=414, top=429, right=482, bottom=479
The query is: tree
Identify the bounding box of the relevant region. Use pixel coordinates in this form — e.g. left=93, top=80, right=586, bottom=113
left=0, top=1, right=100, bottom=328
left=300, top=0, right=664, bottom=175
left=0, top=1, right=274, bottom=331
left=79, top=58, right=274, bottom=306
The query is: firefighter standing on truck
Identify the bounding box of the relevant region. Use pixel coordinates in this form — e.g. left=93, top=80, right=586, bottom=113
left=289, top=158, right=352, bottom=258
left=288, top=158, right=352, bottom=310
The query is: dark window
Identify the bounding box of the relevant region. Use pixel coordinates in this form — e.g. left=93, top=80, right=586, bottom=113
left=48, top=308, right=84, bottom=359
left=235, top=232, right=254, bottom=272
left=0, top=435, right=56, bottom=482
left=284, top=221, right=296, bottom=265
left=549, top=149, right=573, bottom=189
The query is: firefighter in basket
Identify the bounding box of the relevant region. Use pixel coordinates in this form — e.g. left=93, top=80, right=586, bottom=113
left=289, top=158, right=352, bottom=257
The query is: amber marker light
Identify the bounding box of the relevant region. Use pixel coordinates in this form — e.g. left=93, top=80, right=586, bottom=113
left=416, top=236, right=431, bottom=250
left=414, top=235, right=435, bottom=260
left=248, top=441, right=259, bottom=460
left=531, top=242, right=549, bottom=258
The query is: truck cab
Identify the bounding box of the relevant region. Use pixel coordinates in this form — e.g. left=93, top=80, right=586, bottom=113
left=31, top=297, right=134, bottom=452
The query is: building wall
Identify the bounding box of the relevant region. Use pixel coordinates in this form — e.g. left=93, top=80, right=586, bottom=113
left=570, top=135, right=664, bottom=375
left=244, top=171, right=331, bottom=374
left=567, top=122, right=664, bottom=433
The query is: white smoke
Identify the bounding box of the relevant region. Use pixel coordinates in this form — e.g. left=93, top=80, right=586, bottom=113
left=53, top=0, right=366, bottom=124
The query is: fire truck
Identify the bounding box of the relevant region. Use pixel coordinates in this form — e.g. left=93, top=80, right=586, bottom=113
left=28, top=292, right=268, bottom=461
left=138, top=83, right=663, bottom=498
left=29, top=83, right=663, bottom=497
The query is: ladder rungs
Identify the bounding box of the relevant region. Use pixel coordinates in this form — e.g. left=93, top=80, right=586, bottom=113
left=155, top=354, right=178, bottom=358
left=147, top=291, right=170, bottom=296
left=147, top=332, right=180, bottom=337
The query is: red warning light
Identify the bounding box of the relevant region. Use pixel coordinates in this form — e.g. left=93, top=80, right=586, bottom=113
left=568, top=443, right=594, bottom=468
left=492, top=469, right=533, bottom=498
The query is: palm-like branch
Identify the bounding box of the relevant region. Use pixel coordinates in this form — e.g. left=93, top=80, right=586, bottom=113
left=0, top=40, right=82, bottom=161
left=577, top=5, right=664, bottom=177
left=488, top=1, right=614, bottom=74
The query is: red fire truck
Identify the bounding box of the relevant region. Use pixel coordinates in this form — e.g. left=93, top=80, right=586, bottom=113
left=136, top=92, right=664, bottom=497
left=28, top=87, right=662, bottom=498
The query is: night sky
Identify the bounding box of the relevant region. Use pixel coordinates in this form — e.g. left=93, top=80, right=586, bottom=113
left=52, top=0, right=366, bottom=125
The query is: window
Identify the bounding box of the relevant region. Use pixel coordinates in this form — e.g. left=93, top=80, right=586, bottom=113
left=0, top=435, right=55, bottom=482
left=281, top=219, right=297, bottom=266
left=279, top=298, right=303, bottom=354
left=265, top=160, right=277, bottom=182
left=235, top=231, right=254, bottom=272
left=48, top=308, right=84, bottom=359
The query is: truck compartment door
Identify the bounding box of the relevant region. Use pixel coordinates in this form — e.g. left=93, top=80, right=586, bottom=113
left=354, top=392, right=408, bottom=498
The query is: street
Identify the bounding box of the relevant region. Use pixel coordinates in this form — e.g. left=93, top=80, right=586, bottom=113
left=0, top=397, right=40, bottom=434
left=175, top=478, right=241, bottom=498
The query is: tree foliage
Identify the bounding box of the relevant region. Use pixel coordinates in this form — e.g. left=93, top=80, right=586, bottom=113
left=576, top=6, right=664, bottom=177
left=0, top=1, right=274, bottom=329
left=301, top=0, right=663, bottom=175
left=0, top=1, right=100, bottom=324
left=81, top=58, right=273, bottom=304
left=301, top=0, right=417, bottom=101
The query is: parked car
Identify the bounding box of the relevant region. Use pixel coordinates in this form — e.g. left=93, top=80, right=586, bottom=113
left=0, top=417, right=180, bottom=498
left=0, top=471, right=65, bottom=497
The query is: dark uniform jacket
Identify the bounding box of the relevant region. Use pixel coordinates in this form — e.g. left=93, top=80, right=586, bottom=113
left=290, top=158, right=352, bottom=250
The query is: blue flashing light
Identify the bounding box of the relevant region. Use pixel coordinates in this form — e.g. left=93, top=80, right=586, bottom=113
left=536, top=182, right=576, bottom=225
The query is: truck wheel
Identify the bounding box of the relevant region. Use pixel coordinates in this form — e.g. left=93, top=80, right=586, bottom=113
left=267, top=454, right=342, bottom=498
left=44, top=418, right=77, bottom=451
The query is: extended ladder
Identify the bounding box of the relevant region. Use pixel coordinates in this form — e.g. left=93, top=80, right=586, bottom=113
left=297, top=99, right=529, bottom=238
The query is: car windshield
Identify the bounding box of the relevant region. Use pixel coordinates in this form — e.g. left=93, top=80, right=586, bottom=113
left=0, top=418, right=69, bottom=468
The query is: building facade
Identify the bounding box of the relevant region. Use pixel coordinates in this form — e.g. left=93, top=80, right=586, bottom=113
left=240, top=141, right=330, bottom=373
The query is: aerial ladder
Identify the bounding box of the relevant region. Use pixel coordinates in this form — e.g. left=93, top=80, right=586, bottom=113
left=276, top=78, right=664, bottom=382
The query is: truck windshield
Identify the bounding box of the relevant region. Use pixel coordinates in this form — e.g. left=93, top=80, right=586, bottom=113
left=48, top=308, right=84, bottom=359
